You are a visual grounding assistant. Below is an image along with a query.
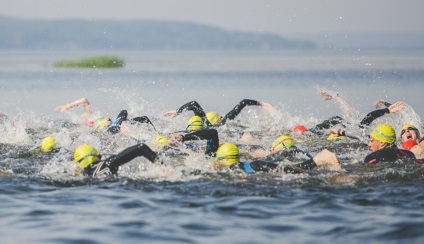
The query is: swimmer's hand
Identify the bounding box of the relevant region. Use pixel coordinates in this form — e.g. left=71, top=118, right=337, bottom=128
left=387, top=101, right=404, bottom=113
left=163, top=110, right=177, bottom=118
left=318, top=91, right=337, bottom=100
left=260, top=102, right=274, bottom=112
left=167, top=134, right=183, bottom=148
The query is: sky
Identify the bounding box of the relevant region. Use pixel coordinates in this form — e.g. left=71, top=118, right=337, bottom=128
left=1, top=0, right=423, bottom=38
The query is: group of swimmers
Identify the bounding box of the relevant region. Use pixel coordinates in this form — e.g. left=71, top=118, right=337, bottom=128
left=10, top=91, right=424, bottom=178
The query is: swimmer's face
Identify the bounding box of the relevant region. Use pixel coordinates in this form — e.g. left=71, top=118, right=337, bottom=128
left=401, top=128, right=418, bottom=143
left=368, top=136, right=386, bottom=152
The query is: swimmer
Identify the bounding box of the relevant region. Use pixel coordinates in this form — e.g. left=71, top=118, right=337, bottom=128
left=73, top=143, right=161, bottom=177
left=75, top=129, right=221, bottom=177
left=248, top=135, right=313, bottom=162
left=212, top=143, right=340, bottom=174
left=55, top=98, right=157, bottom=135
left=301, top=92, right=404, bottom=140
left=163, top=99, right=274, bottom=127
left=169, top=129, right=341, bottom=174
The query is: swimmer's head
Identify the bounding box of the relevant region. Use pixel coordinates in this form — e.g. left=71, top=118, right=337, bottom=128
left=293, top=125, right=307, bottom=134
left=326, top=133, right=347, bottom=141
left=402, top=140, right=418, bottom=150
left=370, top=124, right=396, bottom=144
left=149, top=135, right=169, bottom=151
left=187, top=115, right=203, bottom=131
left=271, top=135, right=295, bottom=153
left=400, top=124, right=420, bottom=142
left=74, top=144, right=101, bottom=168
left=93, top=116, right=110, bottom=129
left=215, top=143, right=239, bottom=166
left=41, top=136, right=57, bottom=152
left=206, top=111, right=221, bottom=125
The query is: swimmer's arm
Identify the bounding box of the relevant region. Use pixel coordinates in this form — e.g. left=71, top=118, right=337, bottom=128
left=55, top=98, right=91, bottom=114
left=329, top=129, right=360, bottom=140
left=359, top=101, right=404, bottom=127
left=318, top=91, right=355, bottom=111
left=180, top=129, right=219, bottom=156
left=222, top=99, right=272, bottom=124
left=285, top=149, right=340, bottom=173
left=372, top=99, right=393, bottom=108
left=110, top=143, right=161, bottom=169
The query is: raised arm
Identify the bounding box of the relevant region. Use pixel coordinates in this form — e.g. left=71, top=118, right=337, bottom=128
left=168, top=129, right=219, bottom=156
left=359, top=101, right=404, bottom=128
left=318, top=90, right=359, bottom=119
left=220, top=99, right=273, bottom=125
left=163, top=100, right=207, bottom=118
left=55, top=97, right=92, bottom=116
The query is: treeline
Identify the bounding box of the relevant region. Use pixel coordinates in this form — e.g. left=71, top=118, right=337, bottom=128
left=0, top=16, right=315, bottom=50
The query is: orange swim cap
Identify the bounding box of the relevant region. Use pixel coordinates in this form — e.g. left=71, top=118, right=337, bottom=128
left=293, top=125, right=307, bottom=134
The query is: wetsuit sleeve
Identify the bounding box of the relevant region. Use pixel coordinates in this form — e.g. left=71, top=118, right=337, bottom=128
left=309, top=116, right=344, bottom=135
left=107, top=143, right=161, bottom=172
left=363, top=147, right=416, bottom=164
left=220, top=99, right=261, bottom=125
left=283, top=158, right=317, bottom=174
left=131, top=116, right=158, bottom=131
left=176, top=101, right=207, bottom=118
left=248, top=160, right=279, bottom=172
left=182, top=129, right=219, bottom=156
left=107, top=110, right=128, bottom=134
left=359, top=108, right=390, bottom=128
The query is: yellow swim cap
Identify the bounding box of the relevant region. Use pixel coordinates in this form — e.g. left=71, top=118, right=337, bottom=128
left=216, top=143, right=239, bottom=166
left=326, top=134, right=347, bottom=141
left=206, top=111, right=221, bottom=125
left=151, top=135, right=169, bottom=150
left=401, top=124, right=420, bottom=138
left=370, top=124, right=396, bottom=144
left=271, top=135, right=295, bottom=152
left=155, top=135, right=169, bottom=144
left=74, top=144, right=100, bottom=168
left=41, top=136, right=57, bottom=152
left=187, top=115, right=203, bottom=131
left=93, top=116, right=110, bottom=129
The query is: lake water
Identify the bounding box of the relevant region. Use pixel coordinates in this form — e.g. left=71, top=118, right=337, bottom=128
left=1, top=49, right=424, bottom=243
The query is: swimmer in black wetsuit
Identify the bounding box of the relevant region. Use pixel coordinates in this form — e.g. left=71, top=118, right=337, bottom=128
left=363, top=124, right=416, bottom=164
left=168, top=129, right=340, bottom=174
left=106, top=109, right=157, bottom=135
left=294, top=92, right=405, bottom=140
left=163, top=99, right=274, bottom=127
left=247, top=135, right=313, bottom=162
left=212, top=142, right=339, bottom=174
left=74, top=143, right=161, bottom=177
left=236, top=124, right=417, bottom=174
left=55, top=98, right=157, bottom=135
left=74, top=129, right=220, bottom=177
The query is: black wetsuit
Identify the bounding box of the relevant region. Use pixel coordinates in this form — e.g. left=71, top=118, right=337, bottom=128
left=230, top=159, right=317, bottom=174
left=84, top=143, right=161, bottom=177
left=179, top=129, right=317, bottom=174
left=363, top=147, right=416, bottom=164
left=261, top=146, right=312, bottom=162
left=309, top=107, right=393, bottom=136
left=107, top=110, right=157, bottom=134
left=175, top=99, right=262, bottom=127
left=178, top=129, right=219, bottom=156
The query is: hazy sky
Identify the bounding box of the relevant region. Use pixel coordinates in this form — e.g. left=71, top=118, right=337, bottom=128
left=1, top=0, right=423, bottom=37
